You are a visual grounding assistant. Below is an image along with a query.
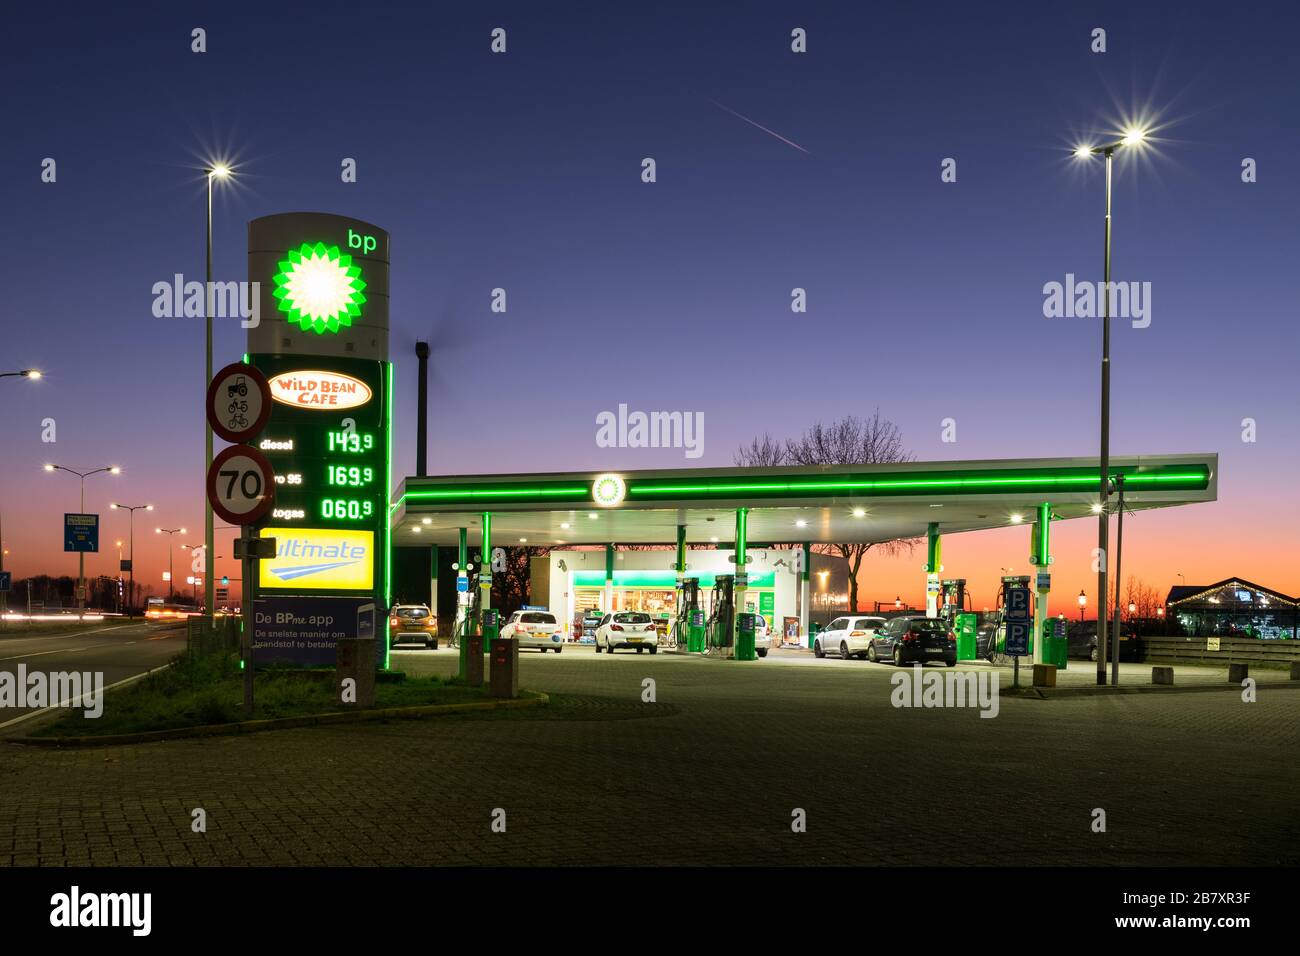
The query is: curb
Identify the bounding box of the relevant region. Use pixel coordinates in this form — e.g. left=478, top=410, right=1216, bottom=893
left=1002, top=681, right=1300, bottom=699
left=10, top=691, right=549, bottom=748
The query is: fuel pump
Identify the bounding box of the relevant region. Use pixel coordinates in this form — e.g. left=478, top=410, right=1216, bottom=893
left=940, top=579, right=979, bottom=660
left=938, top=578, right=967, bottom=628
left=673, top=578, right=706, bottom=653
left=708, top=574, right=735, bottom=651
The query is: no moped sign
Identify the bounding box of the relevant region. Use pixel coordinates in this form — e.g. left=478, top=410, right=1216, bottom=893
left=207, top=362, right=272, bottom=443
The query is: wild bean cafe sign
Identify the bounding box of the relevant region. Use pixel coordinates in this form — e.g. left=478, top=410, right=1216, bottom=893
left=268, top=370, right=373, bottom=410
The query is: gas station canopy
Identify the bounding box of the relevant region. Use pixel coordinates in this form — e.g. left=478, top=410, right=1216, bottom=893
left=390, top=453, right=1217, bottom=545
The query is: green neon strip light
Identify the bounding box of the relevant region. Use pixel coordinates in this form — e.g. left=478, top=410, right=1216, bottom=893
left=627, top=469, right=1208, bottom=497
left=404, top=485, right=590, bottom=501
left=395, top=465, right=1209, bottom=510
left=384, top=361, right=393, bottom=670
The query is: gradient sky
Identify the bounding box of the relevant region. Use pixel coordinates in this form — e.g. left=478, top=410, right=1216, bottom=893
left=2, top=1, right=1297, bottom=611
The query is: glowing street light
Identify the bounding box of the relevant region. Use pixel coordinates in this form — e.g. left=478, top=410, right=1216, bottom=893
left=1, top=369, right=41, bottom=380
left=156, top=526, right=187, bottom=599
left=44, top=464, right=120, bottom=615
left=202, top=161, right=234, bottom=624
left=1071, top=124, right=1150, bottom=686
left=1078, top=589, right=1087, bottom=624
left=110, top=502, right=152, bottom=617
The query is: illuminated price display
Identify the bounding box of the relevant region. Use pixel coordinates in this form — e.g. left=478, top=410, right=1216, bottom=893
left=326, top=464, right=375, bottom=487
left=250, top=356, right=388, bottom=538
left=327, top=430, right=376, bottom=454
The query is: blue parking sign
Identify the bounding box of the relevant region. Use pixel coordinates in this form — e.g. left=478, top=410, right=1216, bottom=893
left=1005, top=621, right=1031, bottom=656
left=1005, top=587, right=1031, bottom=622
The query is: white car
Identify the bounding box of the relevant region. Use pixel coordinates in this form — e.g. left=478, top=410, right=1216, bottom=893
left=752, top=613, right=771, bottom=658
left=814, top=615, right=887, bottom=660
left=500, top=610, right=564, bottom=653
left=595, top=611, right=659, bottom=654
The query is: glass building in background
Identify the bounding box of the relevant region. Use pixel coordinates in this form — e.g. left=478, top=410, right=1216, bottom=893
left=1166, top=578, right=1298, bottom=640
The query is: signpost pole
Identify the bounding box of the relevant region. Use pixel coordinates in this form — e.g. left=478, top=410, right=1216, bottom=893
left=241, top=528, right=255, bottom=716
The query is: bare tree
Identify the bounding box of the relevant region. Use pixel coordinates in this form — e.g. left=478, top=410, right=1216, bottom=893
left=1123, top=576, right=1161, bottom=618
left=494, top=546, right=553, bottom=615
left=735, top=411, right=917, bottom=614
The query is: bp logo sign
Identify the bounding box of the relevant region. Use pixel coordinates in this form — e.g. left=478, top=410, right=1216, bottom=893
left=592, top=474, right=626, bottom=507
left=272, top=242, right=368, bottom=334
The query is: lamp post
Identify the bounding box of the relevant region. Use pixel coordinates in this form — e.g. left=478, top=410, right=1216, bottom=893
left=1078, top=589, right=1087, bottom=624
left=44, top=464, right=120, bottom=616
left=110, top=503, right=152, bottom=618
left=1074, top=127, right=1147, bottom=685
left=0, top=369, right=42, bottom=381
left=156, top=526, right=187, bottom=601
left=182, top=543, right=204, bottom=604
left=204, top=163, right=230, bottom=625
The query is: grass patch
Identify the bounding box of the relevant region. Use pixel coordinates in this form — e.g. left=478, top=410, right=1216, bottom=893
left=30, top=649, right=494, bottom=738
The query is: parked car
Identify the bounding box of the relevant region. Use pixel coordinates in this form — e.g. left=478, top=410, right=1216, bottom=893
left=813, top=615, right=888, bottom=660
left=389, top=604, right=438, bottom=648
left=1068, top=621, right=1098, bottom=660
left=595, top=611, right=659, bottom=654
left=752, top=613, right=771, bottom=658
left=500, top=609, right=564, bottom=652
left=868, top=616, right=956, bottom=666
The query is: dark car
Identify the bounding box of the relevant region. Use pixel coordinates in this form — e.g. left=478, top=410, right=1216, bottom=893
left=869, top=616, right=957, bottom=666
left=1069, top=621, right=1144, bottom=662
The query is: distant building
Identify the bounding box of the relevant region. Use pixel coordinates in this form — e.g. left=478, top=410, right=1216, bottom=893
left=1166, top=578, right=1298, bottom=639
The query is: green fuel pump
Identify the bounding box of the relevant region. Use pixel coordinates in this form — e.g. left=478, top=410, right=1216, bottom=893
left=708, top=574, right=735, bottom=652
left=674, top=578, right=707, bottom=652
left=735, top=611, right=757, bottom=661
left=482, top=607, right=500, bottom=652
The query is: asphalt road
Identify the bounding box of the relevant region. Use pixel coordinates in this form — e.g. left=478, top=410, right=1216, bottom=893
left=0, top=620, right=186, bottom=727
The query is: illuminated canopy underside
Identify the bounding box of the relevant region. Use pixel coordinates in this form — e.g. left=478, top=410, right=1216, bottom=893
left=390, top=454, right=1217, bottom=546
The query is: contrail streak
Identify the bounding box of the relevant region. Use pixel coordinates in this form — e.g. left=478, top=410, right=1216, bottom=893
left=708, top=98, right=810, bottom=154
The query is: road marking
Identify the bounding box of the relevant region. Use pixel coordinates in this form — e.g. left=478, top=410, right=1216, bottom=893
left=0, top=645, right=98, bottom=662
left=0, top=665, right=171, bottom=731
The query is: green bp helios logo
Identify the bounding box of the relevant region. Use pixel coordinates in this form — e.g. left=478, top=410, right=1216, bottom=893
left=272, top=242, right=368, bottom=334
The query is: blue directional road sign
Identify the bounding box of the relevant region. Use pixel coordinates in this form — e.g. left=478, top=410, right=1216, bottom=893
left=64, top=513, right=99, bottom=553
left=0, top=571, right=11, bottom=592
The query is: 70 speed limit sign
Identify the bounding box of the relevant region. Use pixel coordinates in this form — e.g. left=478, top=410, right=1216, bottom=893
left=206, top=445, right=276, bottom=526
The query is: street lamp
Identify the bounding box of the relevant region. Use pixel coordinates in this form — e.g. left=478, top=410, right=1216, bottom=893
left=181, top=543, right=204, bottom=603
left=1073, top=125, right=1149, bottom=686
left=110, top=503, right=152, bottom=618
left=0, top=369, right=42, bottom=380
left=44, top=464, right=120, bottom=616
left=203, top=162, right=232, bottom=626
left=156, top=526, right=187, bottom=601
left=1078, top=589, right=1087, bottom=624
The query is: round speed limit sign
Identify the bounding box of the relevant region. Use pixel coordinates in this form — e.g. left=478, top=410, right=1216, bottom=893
left=206, top=444, right=276, bottom=526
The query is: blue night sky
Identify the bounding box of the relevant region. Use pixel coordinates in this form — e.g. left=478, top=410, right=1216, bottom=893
left=2, top=0, right=1297, bottom=602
